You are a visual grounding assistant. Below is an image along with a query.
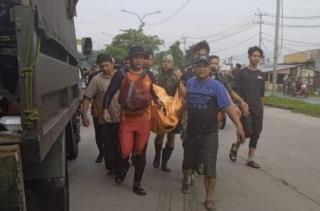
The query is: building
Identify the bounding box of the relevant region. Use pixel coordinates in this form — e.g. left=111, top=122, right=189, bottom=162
left=261, top=49, right=320, bottom=91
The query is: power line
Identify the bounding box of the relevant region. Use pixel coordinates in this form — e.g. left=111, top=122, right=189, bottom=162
left=264, top=14, right=320, bottom=20
left=187, top=14, right=256, bottom=39
left=162, top=17, right=255, bottom=49
left=263, top=36, right=301, bottom=53
left=263, top=21, right=320, bottom=28
left=207, top=24, right=255, bottom=43
left=212, top=33, right=259, bottom=53
left=149, top=0, right=192, bottom=25
left=262, top=32, right=320, bottom=45
left=261, top=41, right=273, bottom=54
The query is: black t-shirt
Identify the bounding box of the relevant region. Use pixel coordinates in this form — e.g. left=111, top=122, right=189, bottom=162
left=233, top=68, right=265, bottom=110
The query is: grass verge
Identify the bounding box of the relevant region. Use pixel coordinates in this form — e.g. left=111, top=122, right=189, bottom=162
left=264, top=96, right=320, bottom=118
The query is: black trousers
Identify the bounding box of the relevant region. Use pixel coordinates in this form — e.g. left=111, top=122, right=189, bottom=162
left=93, top=117, right=103, bottom=155
left=99, top=123, right=120, bottom=171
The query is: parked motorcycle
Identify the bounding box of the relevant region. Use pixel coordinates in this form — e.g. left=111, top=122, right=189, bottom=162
left=292, top=83, right=308, bottom=98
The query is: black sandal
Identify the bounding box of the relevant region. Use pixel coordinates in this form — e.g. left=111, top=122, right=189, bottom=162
left=246, top=161, right=260, bottom=169
left=229, top=143, right=238, bottom=162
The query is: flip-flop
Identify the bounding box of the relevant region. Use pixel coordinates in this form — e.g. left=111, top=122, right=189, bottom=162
left=246, top=161, right=260, bottom=169
left=204, top=200, right=216, bottom=211
left=229, top=143, right=238, bottom=162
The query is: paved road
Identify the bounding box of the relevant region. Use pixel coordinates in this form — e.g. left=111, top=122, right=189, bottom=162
left=69, top=107, right=320, bottom=211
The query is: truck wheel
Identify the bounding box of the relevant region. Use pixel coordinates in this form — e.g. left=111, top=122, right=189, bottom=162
left=66, top=116, right=80, bottom=160
left=25, top=161, right=69, bottom=211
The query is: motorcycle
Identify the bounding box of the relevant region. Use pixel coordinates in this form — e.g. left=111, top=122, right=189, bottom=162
left=291, top=83, right=308, bottom=98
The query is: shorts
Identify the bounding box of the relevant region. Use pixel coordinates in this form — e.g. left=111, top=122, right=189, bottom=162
left=182, top=132, right=219, bottom=177
left=240, top=109, right=264, bottom=148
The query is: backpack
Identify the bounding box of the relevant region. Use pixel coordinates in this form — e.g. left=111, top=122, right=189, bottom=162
left=118, top=68, right=152, bottom=113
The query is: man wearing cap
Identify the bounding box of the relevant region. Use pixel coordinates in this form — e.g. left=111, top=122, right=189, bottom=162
left=102, top=46, right=160, bottom=196
left=82, top=54, right=121, bottom=172
left=178, top=56, right=245, bottom=210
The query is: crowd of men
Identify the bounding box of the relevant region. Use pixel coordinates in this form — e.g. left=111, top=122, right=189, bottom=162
left=80, top=41, right=265, bottom=211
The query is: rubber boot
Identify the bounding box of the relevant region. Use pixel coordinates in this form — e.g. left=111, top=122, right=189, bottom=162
left=153, top=142, right=162, bottom=168
left=115, top=157, right=130, bottom=184
left=161, top=146, right=174, bottom=172
left=133, top=153, right=147, bottom=196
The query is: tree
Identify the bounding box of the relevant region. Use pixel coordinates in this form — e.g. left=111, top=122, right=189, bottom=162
left=105, top=29, right=164, bottom=59
left=105, top=46, right=127, bottom=60
left=154, top=41, right=187, bottom=68
left=154, top=50, right=167, bottom=68
left=168, top=41, right=185, bottom=68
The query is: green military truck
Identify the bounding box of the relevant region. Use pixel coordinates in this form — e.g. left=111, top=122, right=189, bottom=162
left=0, top=0, right=86, bottom=210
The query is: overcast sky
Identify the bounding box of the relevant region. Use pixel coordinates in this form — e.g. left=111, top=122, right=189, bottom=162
left=75, top=0, right=320, bottom=63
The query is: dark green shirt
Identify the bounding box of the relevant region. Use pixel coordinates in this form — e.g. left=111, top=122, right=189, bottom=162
left=156, top=68, right=179, bottom=96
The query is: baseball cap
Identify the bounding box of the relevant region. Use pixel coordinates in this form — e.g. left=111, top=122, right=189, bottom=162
left=194, top=56, right=210, bottom=65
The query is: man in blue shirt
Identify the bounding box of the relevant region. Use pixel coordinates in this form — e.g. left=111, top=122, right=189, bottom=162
left=179, top=56, right=245, bottom=211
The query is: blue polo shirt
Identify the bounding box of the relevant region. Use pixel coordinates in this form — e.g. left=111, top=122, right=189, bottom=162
left=186, top=77, right=231, bottom=135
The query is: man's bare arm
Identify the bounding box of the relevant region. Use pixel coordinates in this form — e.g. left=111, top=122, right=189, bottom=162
left=224, top=105, right=245, bottom=141
left=81, top=97, right=91, bottom=127
left=230, top=91, right=249, bottom=117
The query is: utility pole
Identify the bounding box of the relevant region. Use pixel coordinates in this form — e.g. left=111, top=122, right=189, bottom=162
left=181, top=36, right=187, bottom=54
left=258, top=12, right=263, bottom=49
left=272, top=0, right=282, bottom=95
left=254, top=8, right=267, bottom=48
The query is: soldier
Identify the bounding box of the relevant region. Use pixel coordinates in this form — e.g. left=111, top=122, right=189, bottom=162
left=153, top=54, right=182, bottom=172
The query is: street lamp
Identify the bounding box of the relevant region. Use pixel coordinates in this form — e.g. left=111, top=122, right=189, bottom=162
left=120, top=9, right=161, bottom=29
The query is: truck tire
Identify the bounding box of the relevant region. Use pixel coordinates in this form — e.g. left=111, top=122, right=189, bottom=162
left=66, top=114, right=80, bottom=160
left=25, top=133, right=69, bottom=211
left=25, top=159, right=69, bottom=211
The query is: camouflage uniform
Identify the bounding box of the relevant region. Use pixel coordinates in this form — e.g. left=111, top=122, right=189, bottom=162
left=156, top=68, right=179, bottom=97
left=156, top=68, right=182, bottom=134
